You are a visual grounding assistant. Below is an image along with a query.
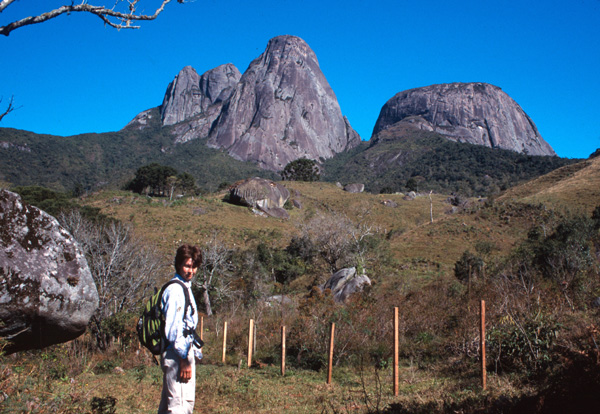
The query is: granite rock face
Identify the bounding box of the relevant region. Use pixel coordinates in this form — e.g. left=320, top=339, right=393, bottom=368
left=0, top=190, right=99, bottom=354
left=228, top=177, right=290, bottom=219
left=124, top=36, right=360, bottom=170
left=208, top=35, right=361, bottom=170
left=372, top=83, right=555, bottom=156
left=160, top=64, right=241, bottom=128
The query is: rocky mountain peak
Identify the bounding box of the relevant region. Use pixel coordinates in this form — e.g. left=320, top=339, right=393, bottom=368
left=206, top=35, right=361, bottom=171
left=372, top=82, right=555, bottom=156
left=125, top=35, right=360, bottom=171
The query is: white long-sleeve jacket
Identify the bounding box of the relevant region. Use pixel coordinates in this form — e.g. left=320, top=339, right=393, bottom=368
left=161, top=274, right=203, bottom=360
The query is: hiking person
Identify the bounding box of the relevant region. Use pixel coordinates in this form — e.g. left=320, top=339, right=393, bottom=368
left=158, top=244, right=203, bottom=414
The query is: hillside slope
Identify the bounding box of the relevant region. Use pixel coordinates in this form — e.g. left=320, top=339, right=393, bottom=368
left=497, top=155, right=600, bottom=214
left=0, top=121, right=277, bottom=193
left=322, top=122, right=576, bottom=196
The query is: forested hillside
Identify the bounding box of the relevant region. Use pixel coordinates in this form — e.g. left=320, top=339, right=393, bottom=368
left=0, top=118, right=277, bottom=193
left=322, top=123, right=578, bottom=195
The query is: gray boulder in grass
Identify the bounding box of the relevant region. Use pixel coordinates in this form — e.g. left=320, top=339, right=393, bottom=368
left=321, top=267, right=371, bottom=302
left=0, top=190, right=98, bottom=354
left=229, top=177, right=290, bottom=219
left=343, top=183, right=364, bottom=193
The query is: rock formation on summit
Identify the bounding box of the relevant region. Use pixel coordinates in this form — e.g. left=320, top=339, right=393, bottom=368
left=207, top=35, right=361, bottom=170
left=161, top=64, right=241, bottom=127
left=124, top=36, right=360, bottom=170
left=372, top=82, right=555, bottom=156
left=124, top=64, right=241, bottom=140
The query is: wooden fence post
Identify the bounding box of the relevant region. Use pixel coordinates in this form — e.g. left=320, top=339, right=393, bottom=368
left=248, top=319, right=254, bottom=368
left=222, top=321, right=228, bottom=364
left=327, top=322, right=335, bottom=384
left=394, top=307, right=399, bottom=396
left=481, top=300, right=486, bottom=390
left=281, top=325, right=286, bottom=376
left=200, top=316, right=204, bottom=341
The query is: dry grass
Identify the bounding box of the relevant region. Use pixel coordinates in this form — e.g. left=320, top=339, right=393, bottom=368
left=497, top=157, right=600, bottom=214
left=4, top=163, right=600, bottom=413
left=1, top=346, right=533, bottom=414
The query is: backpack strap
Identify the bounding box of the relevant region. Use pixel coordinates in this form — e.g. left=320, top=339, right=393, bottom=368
left=160, top=279, right=196, bottom=350
left=161, top=279, right=194, bottom=319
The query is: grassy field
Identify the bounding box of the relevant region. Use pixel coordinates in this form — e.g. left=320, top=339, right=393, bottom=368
left=2, top=157, right=600, bottom=413
left=2, top=339, right=532, bottom=414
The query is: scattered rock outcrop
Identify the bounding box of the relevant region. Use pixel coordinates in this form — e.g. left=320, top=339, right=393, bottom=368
left=321, top=267, right=371, bottom=302
left=381, top=199, right=398, bottom=208
left=228, top=177, right=290, bottom=219
left=343, top=183, right=364, bottom=193
left=0, top=190, right=99, bottom=354
left=372, top=82, right=555, bottom=156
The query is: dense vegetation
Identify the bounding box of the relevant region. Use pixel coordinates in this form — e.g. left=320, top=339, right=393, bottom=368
left=282, top=158, right=321, bottom=182
left=322, top=123, right=578, bottom=196
left=0, top=113, right=277, bottom=194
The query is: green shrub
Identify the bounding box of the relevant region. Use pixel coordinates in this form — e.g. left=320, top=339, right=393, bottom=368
left=281, top=158, right=320, bottom=182
left=487, top=315, right=561, bottom=374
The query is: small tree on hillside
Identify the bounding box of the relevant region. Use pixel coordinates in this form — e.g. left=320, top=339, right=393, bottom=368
left=177, top=172, right=196, bottom=195
left=406, top=177, right=418, bottom=192
left=127, top=163, right=178, bottom=196
left=282, top=158, right=320, bottom=182
left=298, top=209, right=378, bottom=274
left=196, top=233, right=235, bottom=316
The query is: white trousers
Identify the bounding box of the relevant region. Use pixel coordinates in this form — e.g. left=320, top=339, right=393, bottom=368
left=158, top=347, right=195, bottom=414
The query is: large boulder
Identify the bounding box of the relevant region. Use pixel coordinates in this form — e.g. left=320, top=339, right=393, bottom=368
left=372, top=82, right=555, bottom=156
left=0, top=190, right=98, bottom=354
left=321, top=267, right=371, bottom=302
left=228, top=177, right=290, bottom=219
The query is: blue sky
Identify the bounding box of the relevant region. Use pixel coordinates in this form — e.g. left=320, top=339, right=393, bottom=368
left=1, top=0, right=599, bottom=159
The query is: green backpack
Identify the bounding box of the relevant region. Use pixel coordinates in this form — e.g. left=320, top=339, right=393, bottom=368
left=137, top=279, right=192, bottom=355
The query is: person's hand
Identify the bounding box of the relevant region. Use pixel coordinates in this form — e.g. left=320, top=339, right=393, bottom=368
left=179, top=357, right=192, bottom=383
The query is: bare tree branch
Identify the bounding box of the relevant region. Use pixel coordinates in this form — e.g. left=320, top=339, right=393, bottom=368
left=0, top=95, right=19, bottom=122
left=0, top=0, right=184, bottom=36
left=197, top=232, right=234, bottom=316
left=58, top=210, right=166, bottom=348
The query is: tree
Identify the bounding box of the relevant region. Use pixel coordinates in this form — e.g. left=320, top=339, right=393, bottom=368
left=454, top=250, right=485, bottom=293
left=58, top=210, right=165, bottom=348
left=127, top=163, right=178, bottom=196
left=166, top=175, right=178, bottom=200
left=0, top=0, right=186, bottom=36
left=406, top=177, right=418, bottom=192
left=281, top=158, right=320, bottom=182
left=177, top=172, right=196, bottom=195
left=298, top=209, right=377, bottom=274
left=196, top=233, right=234, bottom=316
left=1, top=1, right=185, bottom=123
